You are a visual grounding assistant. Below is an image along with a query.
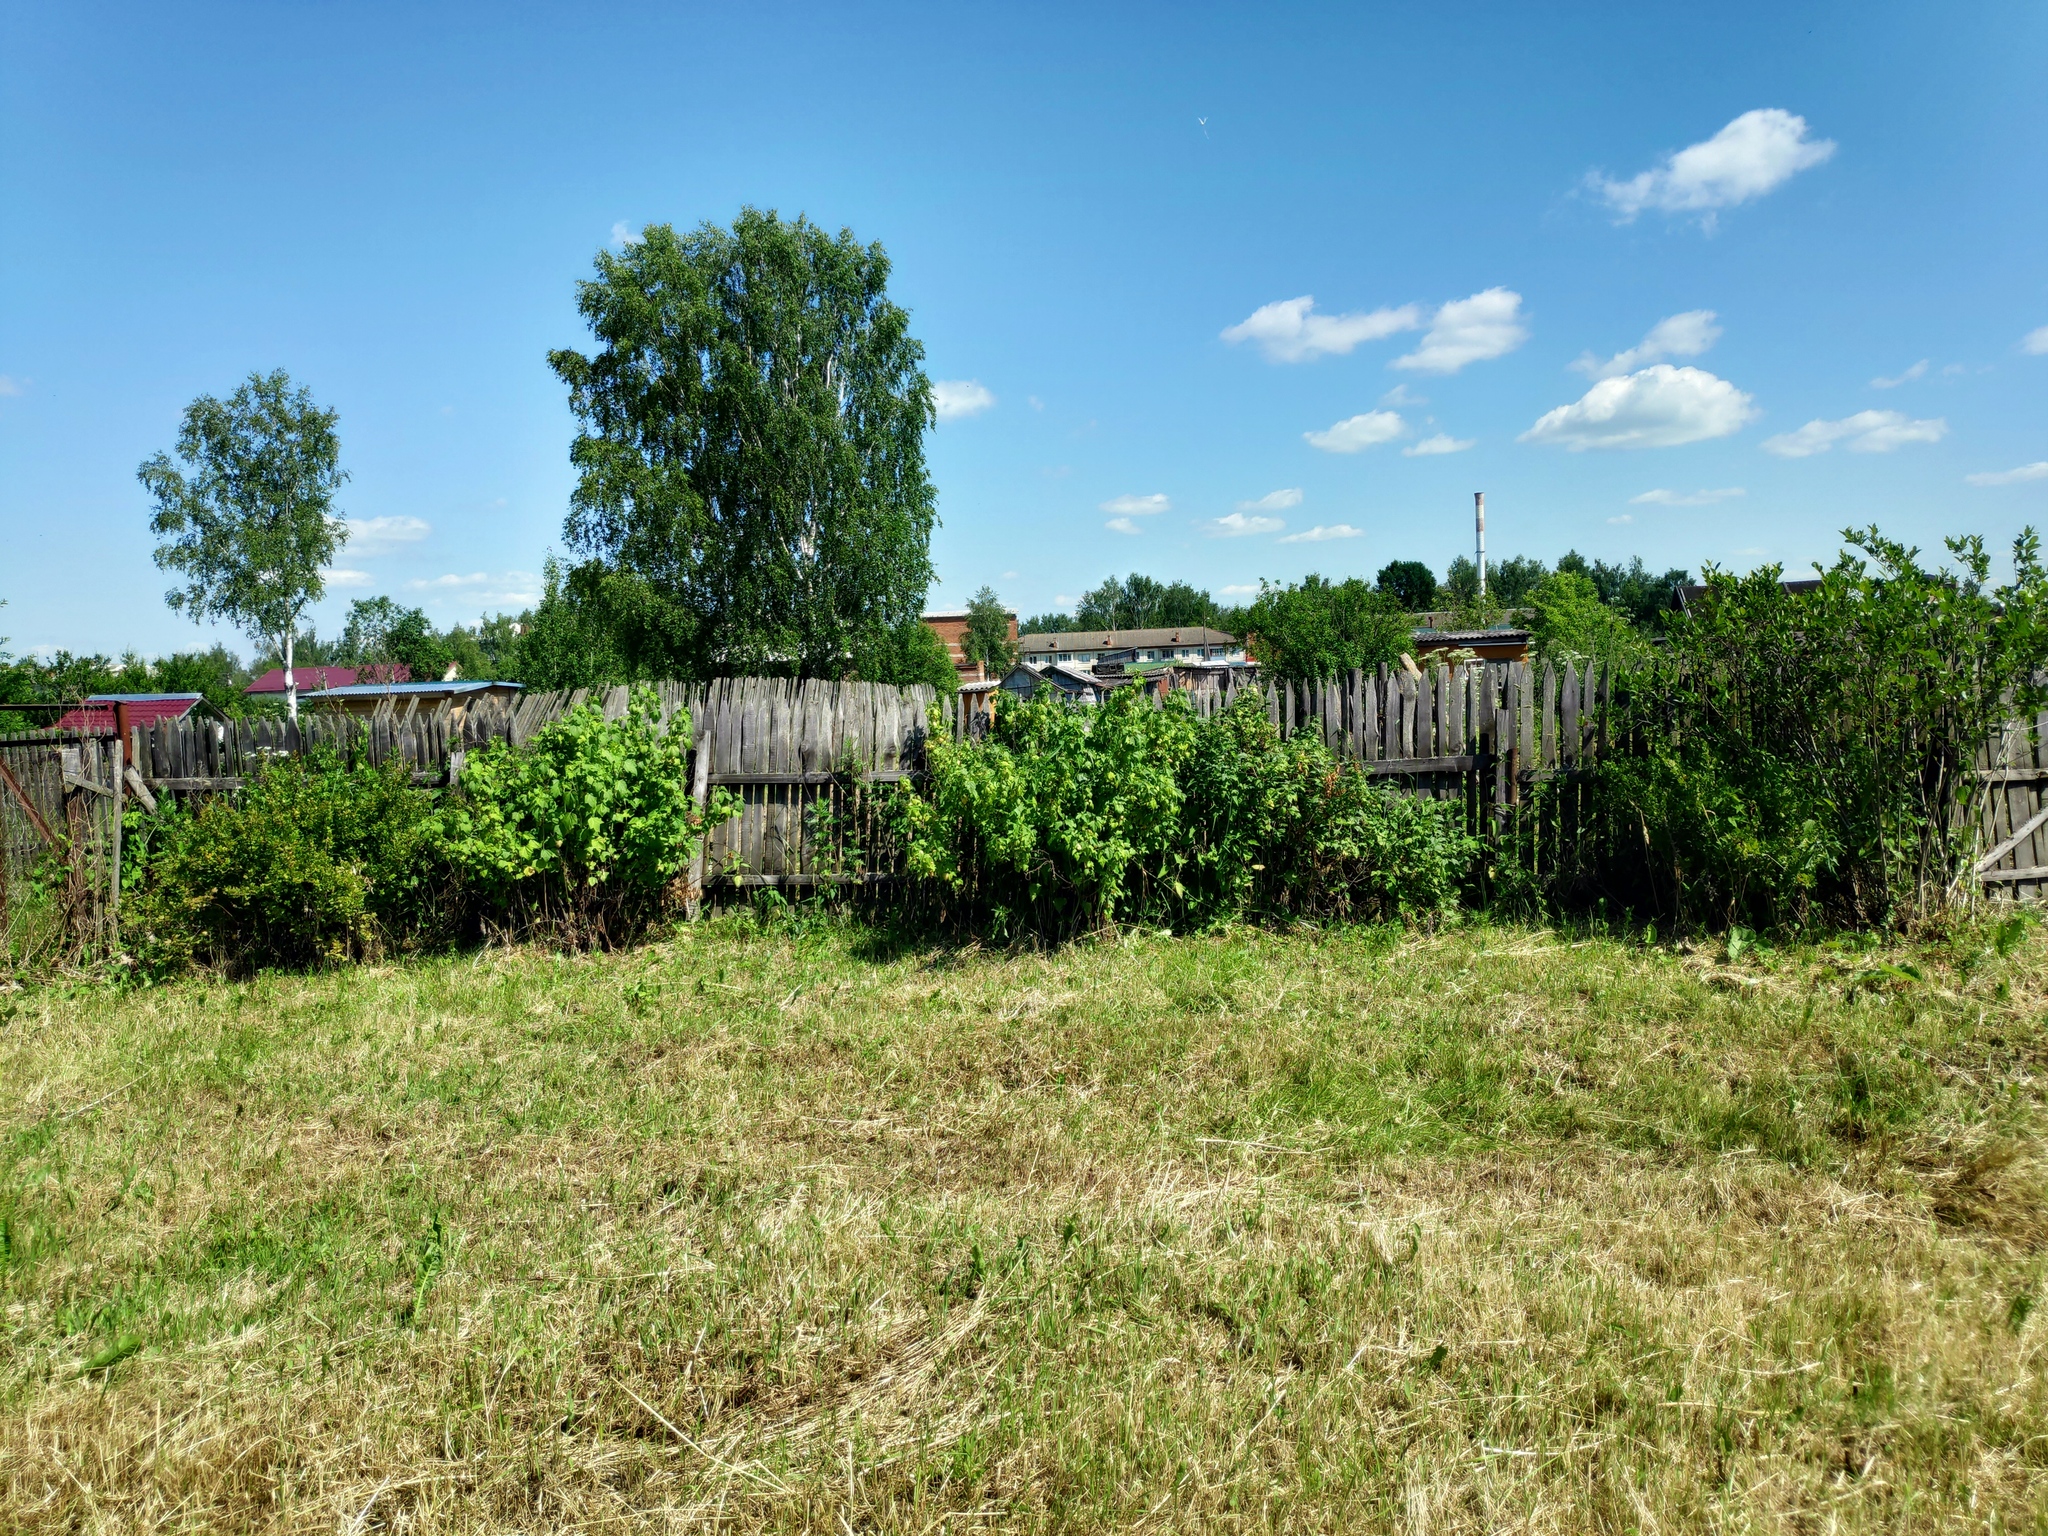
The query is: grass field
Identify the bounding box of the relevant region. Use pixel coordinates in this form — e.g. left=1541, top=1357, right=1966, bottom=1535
left=4, top=910, right=2048, bottom=1532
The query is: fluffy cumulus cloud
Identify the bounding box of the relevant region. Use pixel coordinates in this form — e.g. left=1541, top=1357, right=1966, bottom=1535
left=1393, top=289, right=1528, bottom=374
left=1965, top=462, right=2048, bottom=487
left=1219, top=583, right=1260, bottom=598
left=1521, top=366, right=1758, bottom=450
left=1220, top=296, right=1422, bottom=363
left=1105, top=517, right=1143, bottom=535
left=341, top=515, right=431, bottom=555
left=1761, top=411, right=1947, bottom=457
left=1236, top=487, right=1303, bottom=512
left=1574, top=311, right=1721, bottom=380
left=1403, top=433, right=1475, bottom=456
left=1278, top=524, right=1362, bottom=544
left=320, top=568, right=374, bottom=588
left=1607, top=514, right=1634, bottom=525
left=1630, top=487, right=1746, bottom=507
left=1590, top=109, right=1836, bottom=226
left=1872, top=360, right=1929, bottom=389
left=932, top=380, right=996, bottom=421
left=610, top=221, right=642, bottom=247
left=2023, top=326, right=2048, bottom=356
left=1304, top=411, right=1406, bottom=453
left=1207, top=512, right=1284, bottom=537
left=1099, top=493, right=1170, bottom=516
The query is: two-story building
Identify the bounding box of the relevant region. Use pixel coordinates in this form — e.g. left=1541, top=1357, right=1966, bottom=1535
left=1016, top=626, right=1243, bottom=669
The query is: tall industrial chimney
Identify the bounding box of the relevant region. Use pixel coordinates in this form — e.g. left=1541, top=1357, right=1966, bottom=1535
left=1475, top=492, right=1486, bottom=601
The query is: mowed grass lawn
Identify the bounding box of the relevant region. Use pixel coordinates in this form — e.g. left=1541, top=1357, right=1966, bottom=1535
left=5, top=914, right=2048, bottom=1533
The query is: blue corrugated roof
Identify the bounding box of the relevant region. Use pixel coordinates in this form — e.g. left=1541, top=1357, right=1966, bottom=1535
left=302, top=680, right=524, bottom=698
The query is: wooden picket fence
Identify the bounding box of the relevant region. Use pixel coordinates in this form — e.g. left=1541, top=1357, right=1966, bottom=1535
left=4, top=661, right=2041, bottom=960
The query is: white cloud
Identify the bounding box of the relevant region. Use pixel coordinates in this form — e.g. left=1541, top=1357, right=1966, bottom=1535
left=1221, top=296, right=1423, bottom=363
left=1574, top=310, right=1721, bottom=379
left=1607, top=514, right=1634, bottom=525
left=1965, top=462, right=2048, bottom=487
left=321, top=568, right=374, bottom=588
left=1219, top=583, right=1260, bottom=598
left=1380, top=384, right=1426, bottom=407
left=1521, top=365, right=1758, bottom=450
left=1236, top=488, right=1303, bottom=512
left=1630, top=486, right=1746, bottom=507
left=2021, top=326, right=2048, bottom=356
left=1871, top=360, right=1928, bottom=389
left=1393, top=288, right=1528, bottom=374
left=932, top=379, right=996, bottom=421
left=1403, top=433, right=1475, bottom=457
left=1027, top=395, right=1044, bottom=411
left=1761, top=410, right=1947, bottom=457
left=1208, top=512, right=1284, bottom=537
left=0, top=375, right=23, bottom=397
left=1278, top=524, right=1363, bottom=544
left=1304, top=411, right=1407, bottom=453
left=611, top=221, right=642, bottom=247
left=409, top=570, right=541, bottom=605
left=1590, top=109, right=1836, bottom=226
left=1105, top=516, right=1143, bottom=536
left=341, top=515, right=431, bottom=554
left=1100, top=493, right=1171, bottom=516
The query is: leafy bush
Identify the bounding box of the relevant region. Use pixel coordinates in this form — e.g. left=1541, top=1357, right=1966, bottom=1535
left=440, top=687, right=731, bottom=945
left=899, top=687, right=1477, bottom=936
left=1594, top=527, right=2048, bottom=931
left=1242, top=575, right=1412, bottom=683
left=126, top=752, right=452, bottom=975
left=1527, top=570, right=1645, bottom=669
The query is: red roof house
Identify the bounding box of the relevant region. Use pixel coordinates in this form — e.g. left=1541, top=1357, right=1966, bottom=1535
left=242, top=663, right=411, bottom=696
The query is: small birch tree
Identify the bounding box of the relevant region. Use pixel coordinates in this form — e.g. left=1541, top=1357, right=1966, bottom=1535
left=140, top=370, right=348, bottom=719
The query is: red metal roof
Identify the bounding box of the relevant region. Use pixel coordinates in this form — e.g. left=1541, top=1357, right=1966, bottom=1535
left=242, top=664, right=411, bottom=694
left=50, top=694, right=204, bottom=733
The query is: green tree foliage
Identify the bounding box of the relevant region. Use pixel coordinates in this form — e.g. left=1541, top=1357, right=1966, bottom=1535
left=1242, top=576, right=1411, bottom=681
left=962, top=586, right=1016, bottom=673
left=139, top=370, right=349, bottom=719
left=340, top=597, right=449, bottom=681
left=1444, top=553, right=1552, bottom=607
left=1021, top=611, right=1076, bottom=635
left=1597, top=527, right=2048, bottom=930
left=1072, top=573, right=1221, bottom=632
left=1555, top=552, right=1689, bottom=631
left=851, top=616, right=959, bottom=693
left=1375, top=560, right=1438, bottom=612
left=899, top=688, right=1476, bottom=936
left=440, top=688, right=732, bottom=946
left=548, top=209, right=937, bottom=680
left=146, top=645, right=246, bottom=715
left=1527, top=571, right=1644, bottom=668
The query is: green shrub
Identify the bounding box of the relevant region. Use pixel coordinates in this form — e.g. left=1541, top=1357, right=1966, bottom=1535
left=439, top=686, right=731, bottom=945
left=1594, top=527, right=2048, bottom=931
left=899, top=687, right=1477, bottom=936
left=126, top=752, right=452, bottom=975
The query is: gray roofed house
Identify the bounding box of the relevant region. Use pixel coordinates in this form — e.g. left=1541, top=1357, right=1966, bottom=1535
left=1016, top=626, right=1242, bottom=668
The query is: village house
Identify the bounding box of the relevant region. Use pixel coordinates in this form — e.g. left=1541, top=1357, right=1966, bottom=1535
left=1016, top=626, right=1242, bottom=669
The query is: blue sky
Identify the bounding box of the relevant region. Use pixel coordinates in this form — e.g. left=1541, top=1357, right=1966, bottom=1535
left=4, top=1, right=2047, bottom=658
